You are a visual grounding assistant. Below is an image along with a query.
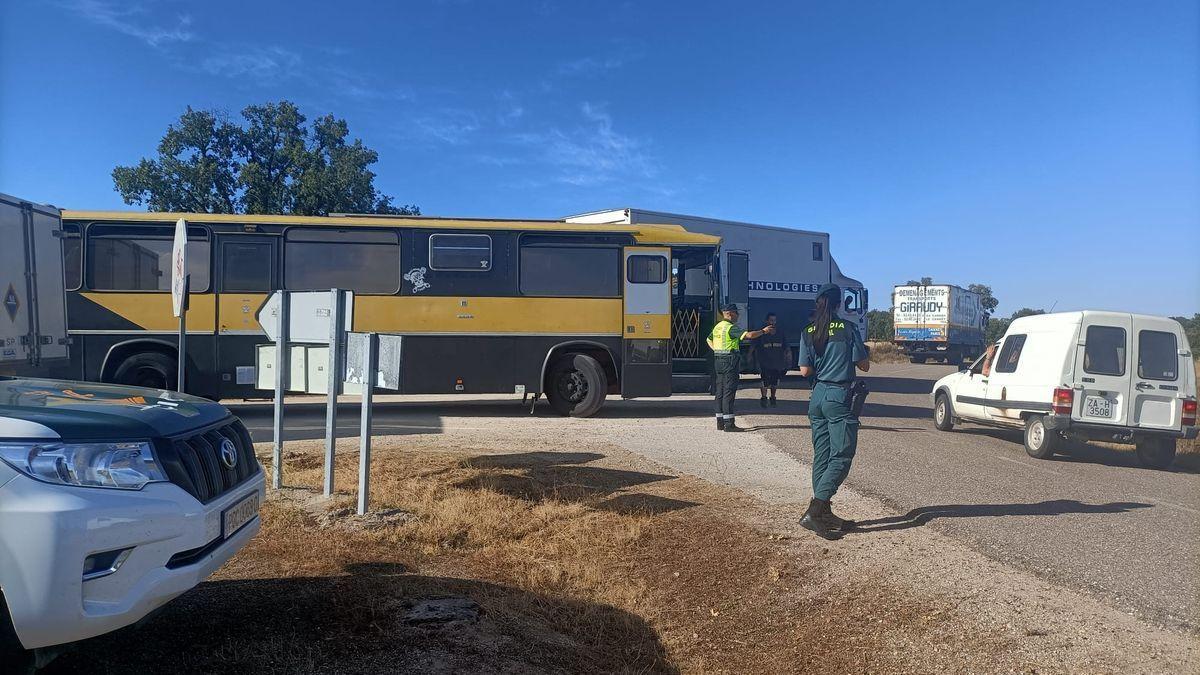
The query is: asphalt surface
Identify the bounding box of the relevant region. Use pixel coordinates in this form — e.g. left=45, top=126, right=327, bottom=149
left=228, top=362, right=1200, bottom=632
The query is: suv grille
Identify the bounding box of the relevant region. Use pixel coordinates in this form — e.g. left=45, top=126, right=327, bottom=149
left=163, top=419, right=260, bottom=503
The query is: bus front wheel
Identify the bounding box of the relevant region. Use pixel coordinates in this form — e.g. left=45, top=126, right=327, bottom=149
left=112, top=352, right=177, bottom=392
left=546, top=353, right=606, bottom=418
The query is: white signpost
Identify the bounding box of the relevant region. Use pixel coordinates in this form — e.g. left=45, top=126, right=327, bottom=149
left=171, top=219, right=189, bottom=391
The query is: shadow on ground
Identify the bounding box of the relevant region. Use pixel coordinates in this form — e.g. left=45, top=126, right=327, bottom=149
left=44, top=564, right=676, bottom=674
left=955, top=427, right=1200, bottom=474
left=851, top=499, right=1153, bottom=533
left=458, top=451, right=700, bottom=513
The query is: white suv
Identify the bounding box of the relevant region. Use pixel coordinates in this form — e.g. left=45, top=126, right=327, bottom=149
left=0, top=378, right=263, bottom=667
left=931, top=311, right=1197, bottom=469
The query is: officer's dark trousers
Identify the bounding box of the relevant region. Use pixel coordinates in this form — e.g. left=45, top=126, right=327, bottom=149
left=713, top=354, right=740, bottom=418
left=809, top=381, right=859, bottom=500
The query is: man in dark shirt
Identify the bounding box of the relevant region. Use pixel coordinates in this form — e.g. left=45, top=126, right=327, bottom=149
left=754, top=313, right=789, bottom=407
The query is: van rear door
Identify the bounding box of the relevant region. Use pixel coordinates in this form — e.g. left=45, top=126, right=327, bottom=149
left=1073, top=314, right=1132, bottom=427
left=1128, top=316, right=1187, bottom=431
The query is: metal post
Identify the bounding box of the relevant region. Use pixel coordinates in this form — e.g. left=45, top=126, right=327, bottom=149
left=177, top=275, right=189, bottom=392
left=323, top=288, right=344, bottom=498
left=357, top=332, right=376, bottom=515
left=272, top=292, right=289, bottom=490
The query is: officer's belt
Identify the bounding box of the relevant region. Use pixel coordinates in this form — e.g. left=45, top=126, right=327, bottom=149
left=816, top=379, right=853, bottom=387
left=713, top=350, right=738, bottom=355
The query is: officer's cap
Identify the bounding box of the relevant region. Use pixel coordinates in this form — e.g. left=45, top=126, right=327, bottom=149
left=816, top=283, right=841, bottom=300
left=720, top=303, right=739, bottom=313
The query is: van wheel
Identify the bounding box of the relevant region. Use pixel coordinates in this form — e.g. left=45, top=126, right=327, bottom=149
left=934, top=393, right=954, bottom=431
left=909, top=357, right=927, bottom=364
left=1023, top=415, right=1059, bottom=459
left=546, top=354, right=607, bottom=418
left=1135, top=437, right=1176, bottom=470
left=113, top=352, right=177, bottom=391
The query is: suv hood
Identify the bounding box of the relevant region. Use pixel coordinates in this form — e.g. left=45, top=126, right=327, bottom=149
left=0, top=378, right=231, bottom=441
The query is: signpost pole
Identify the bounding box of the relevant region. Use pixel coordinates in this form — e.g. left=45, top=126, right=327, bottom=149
left=272, top=291, right=289, bottom=490
left=177, top=275, right=188, bottom=391
left=357, top=332, right=376, bottom=515
left=171, top=218, right=189, bottom=393
left=323, top=288, right=344, bottom=498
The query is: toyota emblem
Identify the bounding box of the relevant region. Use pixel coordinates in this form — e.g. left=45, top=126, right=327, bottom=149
left=219, top=438, right=238, bottom=469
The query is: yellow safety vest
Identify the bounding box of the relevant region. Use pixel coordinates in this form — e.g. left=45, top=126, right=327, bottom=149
left=710, top=320, right=741, bottom=352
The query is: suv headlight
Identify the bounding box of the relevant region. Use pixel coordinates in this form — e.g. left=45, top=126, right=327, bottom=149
left=0, top=442, right=167, bottom=490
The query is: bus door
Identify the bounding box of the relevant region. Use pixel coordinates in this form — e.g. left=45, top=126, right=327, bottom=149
left=215, top=233, right=278, bottom=394
left=622, top=247, right=672, bottom=398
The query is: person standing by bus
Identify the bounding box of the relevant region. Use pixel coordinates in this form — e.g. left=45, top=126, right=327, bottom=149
left=708, top=304, right=774, bottom=432
left=753, top=312, right=790, bottom=408
left=796, top=284, right=870, bottom=537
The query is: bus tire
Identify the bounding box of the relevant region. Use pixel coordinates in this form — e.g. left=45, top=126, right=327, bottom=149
left=112, top=351, right=177, bottom=392
left=546, top=353, right=606, bottom=418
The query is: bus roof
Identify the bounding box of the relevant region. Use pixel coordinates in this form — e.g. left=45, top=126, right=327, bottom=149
left=61, top=210, right=722, bottom=246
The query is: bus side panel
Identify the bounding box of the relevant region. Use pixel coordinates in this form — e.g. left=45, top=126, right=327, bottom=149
left=399, top=335, right=623, bottom=395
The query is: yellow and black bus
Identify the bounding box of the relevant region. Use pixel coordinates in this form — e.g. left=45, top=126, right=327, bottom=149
left=57, top=211, right=723, bottom=416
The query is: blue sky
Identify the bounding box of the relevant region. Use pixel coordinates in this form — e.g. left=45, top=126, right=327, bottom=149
left=2, top=0, right=1197, bottom=316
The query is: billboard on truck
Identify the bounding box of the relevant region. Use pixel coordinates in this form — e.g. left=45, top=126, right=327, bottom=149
left=894, top=285, right=983, bottom=342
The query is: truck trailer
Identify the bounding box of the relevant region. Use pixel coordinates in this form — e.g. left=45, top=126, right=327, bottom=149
left=892, top=283, right=986, bottom=364
left=565, top=208, right=867, bottom=370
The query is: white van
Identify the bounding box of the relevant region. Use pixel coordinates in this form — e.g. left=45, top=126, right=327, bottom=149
left=931, top=311, right=1197, bottom=469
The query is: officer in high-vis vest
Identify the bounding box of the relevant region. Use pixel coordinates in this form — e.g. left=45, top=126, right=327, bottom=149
left=708, top=303, right=774, bottom=432
left=796, top=283, right=870, bottom=538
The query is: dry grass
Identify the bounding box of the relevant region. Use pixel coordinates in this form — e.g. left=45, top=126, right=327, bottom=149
left=866, top=340, right=908, bottom=364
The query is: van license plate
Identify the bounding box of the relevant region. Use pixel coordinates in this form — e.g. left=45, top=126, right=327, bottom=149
left=1084, top=396, right=1113, bottom=418
left=223, top=492, right=260, bottom=538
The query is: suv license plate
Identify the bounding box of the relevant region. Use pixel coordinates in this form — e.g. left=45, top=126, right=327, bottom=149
left=1084, top=396, right=1113, bottom=418
left=223, top=492, right=260, bottom=538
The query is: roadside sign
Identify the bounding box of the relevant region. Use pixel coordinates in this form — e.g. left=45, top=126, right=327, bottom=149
left=171, top=219, right=188, bottom=318
left=345, top=332, right=402, bottom=390
left=257, top=290, right=354, bottom=344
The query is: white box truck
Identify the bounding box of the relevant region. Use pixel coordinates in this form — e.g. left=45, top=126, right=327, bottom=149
left=893, top=284, right=987, bottom=364
left=0, top=195, right=262, bottom=669
left=565, top=208, right=868, bottom=371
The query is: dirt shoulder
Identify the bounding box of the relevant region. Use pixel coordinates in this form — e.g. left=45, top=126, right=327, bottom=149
left=46, top=430, right=1198, bottom=674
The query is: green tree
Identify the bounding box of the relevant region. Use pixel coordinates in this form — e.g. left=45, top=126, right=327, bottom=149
left=906, top=276, right=934, bottom=285
left=866, top=309, right=893, bottom=341
left=1172, top=314, right=1200, bottom=351
left=1010, top=307, right=1046, bottom=320
left=113, top=101, right=418, bottom=216
left=968, top=283, right=999, bottom=313
left=112, top=107, right=242, bottom=213
left=985, top=307, right=1046, bottom=343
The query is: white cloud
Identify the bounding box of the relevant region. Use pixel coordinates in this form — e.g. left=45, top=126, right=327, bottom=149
left=556, top=54, right=632, bottom=77
left=200, top=46, right=303, bottom=81
left=408, top=111, right=482, bottom=145
left=514, top=102, right=657, bottom=187
left=62, top=0, right=193, bottom=47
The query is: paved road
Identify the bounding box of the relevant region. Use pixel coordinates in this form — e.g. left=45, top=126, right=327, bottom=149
left=228, top=362, right=1199, bottom=631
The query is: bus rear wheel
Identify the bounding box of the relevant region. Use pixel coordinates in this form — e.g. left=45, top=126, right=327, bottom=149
left=112, top=352, right=177, bottom=392
left=546, top=354, right=606, bottom=418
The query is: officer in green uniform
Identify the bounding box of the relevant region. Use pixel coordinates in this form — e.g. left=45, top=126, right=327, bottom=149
left=708, top=303, right=774, bottom=432
left=796, top=284, right=870, bottom=537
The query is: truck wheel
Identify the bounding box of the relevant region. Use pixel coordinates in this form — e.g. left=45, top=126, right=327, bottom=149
left=1135, top=437, right=1176, bottom=470
left=934, top=393, right=954, bottom=431
left=1023, top=415, right=1059, bottom=459
left=112, top=352, right=177, bottom=391
left=546, top=354, right=607, bottom=418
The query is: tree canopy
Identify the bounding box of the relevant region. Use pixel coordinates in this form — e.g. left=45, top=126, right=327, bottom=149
left=112, top=101, right=418, bottom=216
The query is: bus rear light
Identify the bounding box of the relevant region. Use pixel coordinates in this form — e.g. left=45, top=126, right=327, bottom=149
left=1052, top=388, right=1074, bottom=416
left=1184, top=398, right=1197, bottom=427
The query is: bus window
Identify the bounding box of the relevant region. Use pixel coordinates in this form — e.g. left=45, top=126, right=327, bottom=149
left=284, top=228, right=399, bottom=294
left=627, top=255, right=668, bottom=284
left=87, top=224, right=210, bottom=292
left=520, top=245, right=619, bottom=297
left=62, top=223, right=81, bottom=290
left=429, top=233, right=492, bottom=271
left=222, top=241, right=274, bottom=291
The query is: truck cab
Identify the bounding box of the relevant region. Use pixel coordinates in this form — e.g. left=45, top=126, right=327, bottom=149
left=931, top=311, right=1197, bottom=469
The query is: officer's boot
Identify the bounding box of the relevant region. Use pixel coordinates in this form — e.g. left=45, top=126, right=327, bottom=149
left=724, top=417, right=746, bottom=432
left=826, top=500, right=857, bottom=531
left=716, top=416, right=726, bottom=431
left=799, top=498, right=840, bottom=540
